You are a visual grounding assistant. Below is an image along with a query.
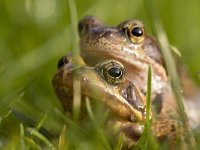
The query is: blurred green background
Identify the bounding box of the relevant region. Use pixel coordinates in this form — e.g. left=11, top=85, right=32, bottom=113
left=0, top=0, right=200, bottom=149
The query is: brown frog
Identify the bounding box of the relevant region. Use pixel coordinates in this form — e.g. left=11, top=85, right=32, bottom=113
left=78, top=16, right=168, bottom=97
left=78, top=16, right=196, bottom=149
left=78, top=16, right=200, bottom=119
left=52, top=54, right=148, bottom=146
left=52, top=55, right=184, bottom=149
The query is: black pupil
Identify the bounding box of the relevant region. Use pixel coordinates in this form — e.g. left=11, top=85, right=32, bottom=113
left=131, top=27, right=143, bottom=37
left=108, top=67, right=122, bottom=78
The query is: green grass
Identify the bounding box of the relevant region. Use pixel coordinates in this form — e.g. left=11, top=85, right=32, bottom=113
left=146, top=0, right=196, bottom=149
left=135, top=66, right=152, bottom=150
left=0, top=0, right=200, bottom=149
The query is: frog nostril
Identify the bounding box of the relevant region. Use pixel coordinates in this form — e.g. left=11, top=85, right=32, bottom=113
left=57, top=56, right=69, bottom=69
left=57, top=56, right=65, bottom=69
left=78, top=22, right=86, bottom=36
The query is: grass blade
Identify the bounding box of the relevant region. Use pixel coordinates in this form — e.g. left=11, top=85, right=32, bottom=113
left=114, top=133, right=124, bottom=150
left=24, top=137, right=42, bottom=149
left=0, top=108, right=12, bottom=125
left=145, top=0, right=197, bottom=149
left=85, top=97, right=111, bottom=150
left=135, top=66, right=152, bottom=150
left=0, top=79, right=35, bottom=115
left=58, top=125, right=67, bottom=150
left=170, top=45, right=181, bottom=57
left=12, top=109, right=53, bottom=139
left=35, top=114, right=47, bottom=131
left=20, top=123, right=26, bottom=150
left=67, top=0, right=81, bottom=121
left=54, top=108, right=89, bottom=136
left=27, top=127, right=56, bottom=149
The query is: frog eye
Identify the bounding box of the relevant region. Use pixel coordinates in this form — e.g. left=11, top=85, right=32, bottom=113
left=107, top=67, right=122, bottom=78
left=127, top=25, right=144, bottom=44
left=102, top=61, right=124, bottom=85
left=57, top=56, right=68, bottom=69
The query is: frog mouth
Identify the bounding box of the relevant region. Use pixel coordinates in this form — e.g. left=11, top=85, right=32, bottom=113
left=80, top=70, right=145, bottom=122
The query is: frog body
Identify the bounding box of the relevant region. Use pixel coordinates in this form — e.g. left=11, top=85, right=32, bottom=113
left=52, top=54, right=147, bottom=145
left=52, top=16, right=199, bottom=149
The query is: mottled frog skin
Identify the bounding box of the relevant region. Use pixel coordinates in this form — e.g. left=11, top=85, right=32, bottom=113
left=78, top=16, right=199, bottom=149
left=52, top=54, right=147, bottom=146
left=79, top=16, right=168, bottom=98
left=52, top=16, right=199, bottom=149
